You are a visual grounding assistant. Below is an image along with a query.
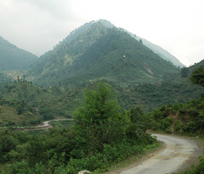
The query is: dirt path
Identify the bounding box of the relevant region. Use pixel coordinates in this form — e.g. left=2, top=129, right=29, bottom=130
left=109, top=134, right=203, bottom=174
left=19, top=119, right=73, bottom=131
left=37, top=119, right=73, bottom=128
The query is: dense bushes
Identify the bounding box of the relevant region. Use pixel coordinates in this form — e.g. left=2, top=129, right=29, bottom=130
left=149, top=96, right=204, bottom=134
left=0, top=82, right=156, bottom=173
left=3, top=137, right=156, bottom=174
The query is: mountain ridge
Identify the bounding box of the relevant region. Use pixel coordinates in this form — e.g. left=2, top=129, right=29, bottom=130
left=0, top=36, right=38, bottom=72
left=123, top=30, right=185, bottom=67
left=26, top=20, right=180, bottom=86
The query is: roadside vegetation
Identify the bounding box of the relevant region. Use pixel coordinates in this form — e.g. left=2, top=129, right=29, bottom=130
left=0, top=82, right=157, bottom=173
left=1, top=20, right=204, bottom=174
left=149, top=66, right=204, bottom=174
left=0, top=65, right=203, bottom=173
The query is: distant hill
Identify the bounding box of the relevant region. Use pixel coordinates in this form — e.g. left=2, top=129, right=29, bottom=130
left=188, top=59, right=204, bottom=72
left=138, top=38, right=185, bottom=68
left=0, top=36, right=38, bottom=72
left=124, top=31, right=185, bottom=67
left=166, top=58, right=204, bottom=82
left=26, top=20, right=180, bottom=86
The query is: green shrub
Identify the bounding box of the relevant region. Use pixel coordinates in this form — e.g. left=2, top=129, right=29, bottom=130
left=175, top=120, right=181, bottom=133
left=160, top=117, right=173, bottom=132
left=183, top=121, right=196, bottom=133
left=188, top=108, right=199, bottom=118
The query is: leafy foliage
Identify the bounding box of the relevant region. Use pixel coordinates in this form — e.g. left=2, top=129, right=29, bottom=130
left=0, top=82, right=156, bottom=173
left=181, top=67, right=189, bottom=78
left=149, top=97, right=204, bottom=134
left=1, top=74, right=202, bottom=127
left=74, top=82, right=130, bottom=152
left=190, top=65, right=204, bottom=87
left=0, top=73, right=11, bottom=90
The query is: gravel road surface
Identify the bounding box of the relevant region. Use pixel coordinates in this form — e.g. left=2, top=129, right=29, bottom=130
left=119, top=134, right=201, bottom=174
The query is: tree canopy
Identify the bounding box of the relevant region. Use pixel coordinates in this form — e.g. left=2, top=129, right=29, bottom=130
left=190, top=65, right=204, bottom=87
left=74, top=82, right=130, bottom=152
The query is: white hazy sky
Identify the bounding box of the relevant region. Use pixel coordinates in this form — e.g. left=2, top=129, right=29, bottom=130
left=0, top=0, right=204, bottom=67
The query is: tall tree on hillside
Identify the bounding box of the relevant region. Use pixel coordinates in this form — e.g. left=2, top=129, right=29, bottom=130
left=74, top=82, right=130, bottom=152
left=190, top=66, right=204, bottom=87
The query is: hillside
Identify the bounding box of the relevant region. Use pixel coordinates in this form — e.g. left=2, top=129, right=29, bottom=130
left=116, top=28, right=185, bottom=68
left=188, top=59, right=204, bottom=72
left=1, top=61, right=203, bottom=124
left=0, top=19, right=204, bottom=174
left=0, top=73, right=11, bottom=90
left=164, top=58, right=204, bottom=83
left=26, top=20, right=180, bottom=86
left=0, top=36, right=38, bottom=72
left=149, top=96, right=204, bottom=134
left=0, top=81, right=59, bottom=126
left=148, top=63, right=204, bottom=134
left=137, top=37, right=185, bottom=67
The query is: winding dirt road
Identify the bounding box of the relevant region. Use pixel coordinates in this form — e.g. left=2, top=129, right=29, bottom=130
left=18, top=119, right=73, bottom=131
left=117, top=134, right=203, bottom=174
left=37, top=119, right=72, bottom=128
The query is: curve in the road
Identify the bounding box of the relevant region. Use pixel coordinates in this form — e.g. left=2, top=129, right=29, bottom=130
left=120, top=134, right=200, bottom=174
left=37, top=119, right=73, bottom=128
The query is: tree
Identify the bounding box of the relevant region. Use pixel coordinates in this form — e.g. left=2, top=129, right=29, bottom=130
left=74, top=82, right=130, bottom=152
left=139, top=39, right=143, bottom=44
left=126, top=106, right=151, bottom=140
left=190, top=66, right=204, bottom=87
left=26, top=136, right=48, bottom=167
left=181, top=67, right=189, bottom=78
left=129, top=106, right=149, bottom=131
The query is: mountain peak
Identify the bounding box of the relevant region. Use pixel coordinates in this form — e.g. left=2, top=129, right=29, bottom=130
left=59, top=19, right=114, bottom=47
left=26, top=22, right=180, bottom=86
left=95, top=19, right=115, bottom=28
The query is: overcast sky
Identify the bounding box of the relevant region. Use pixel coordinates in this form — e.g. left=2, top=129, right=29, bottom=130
left=0, top=0, right=203, bottom=66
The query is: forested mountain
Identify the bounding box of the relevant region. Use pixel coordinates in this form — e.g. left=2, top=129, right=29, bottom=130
left=165, top=58, right=204, bottom=82
left=135, top=36, right=185, bottom=67
left=188, top=59, right=204, bottom=72
left=108, top=27, right=185, bottom=68
left=0, top=19, right=203, bottom=174
left=26, top=20, right=180, bottom=86
left=0, top=36, right=38, bottom=72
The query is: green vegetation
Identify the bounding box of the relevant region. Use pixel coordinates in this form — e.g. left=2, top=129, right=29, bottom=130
left=190, top=65, right=204, bottom=87
left=0, top=75, right=202, bottom=126
left=0, top=82, right=156, bottom=173
left=173, top=155, right=204, bottom=174
left=49, top=120, right=74, bottom=129
left=149, top=98, right=204, bottom=134
left=0, top=100, right=41, bottom=126
left=26, top=21, right=179, bottom=86
left=149, top=65, right=204, bottom=135
left=0, top=73, right=11, bottom=91
left=1, top=20, right=204, bottom=174
left=149, top=65, right=204, bottom=174
left=0, top=81, right=54, bottom=126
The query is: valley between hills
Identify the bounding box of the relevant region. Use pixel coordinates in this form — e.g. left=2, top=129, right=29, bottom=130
left=0, top=19, right=204, bottom=173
